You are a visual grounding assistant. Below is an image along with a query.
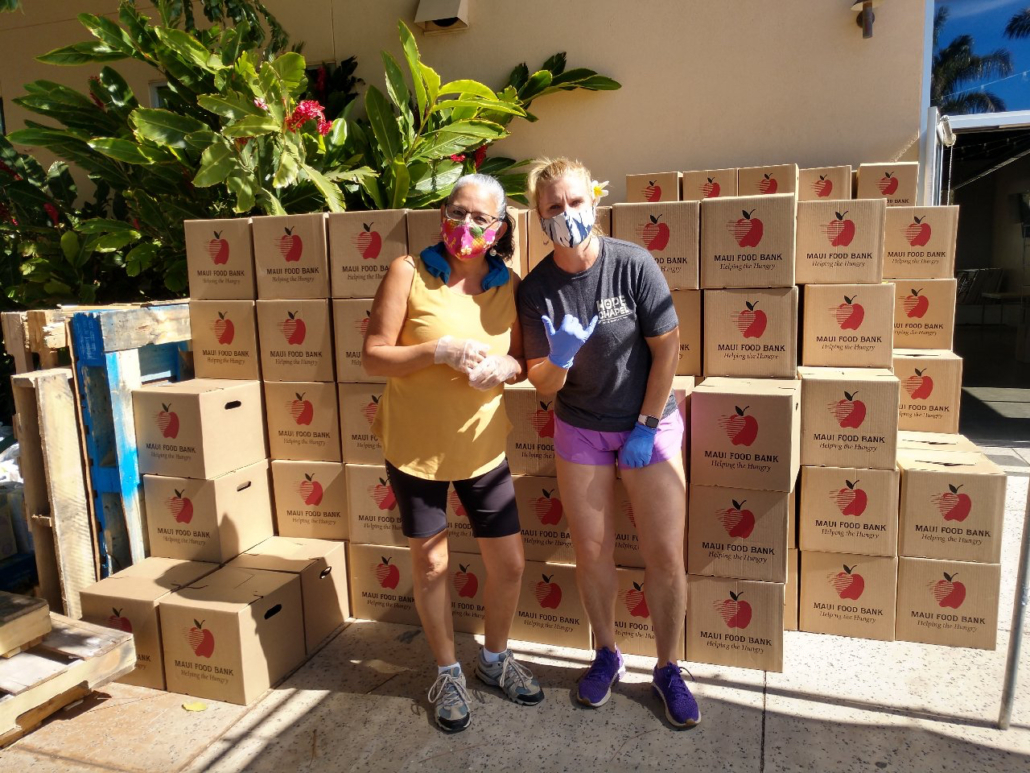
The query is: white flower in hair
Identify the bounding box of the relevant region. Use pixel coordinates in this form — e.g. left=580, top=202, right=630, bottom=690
left=592, top=180, right=609, bottom=200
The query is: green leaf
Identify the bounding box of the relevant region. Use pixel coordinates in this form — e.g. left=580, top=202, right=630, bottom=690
left=439, top=79, right=497, bottom=99
left=154, top=27, right=219, bottom=73
left=226, top=170, right=257, bottom=213
left=131, top=108, right=208, bottom=148
left=255, top=189, right=287, bottom=216
left=323, top=166, right=377, bottom=184
left=273, top=143, right=300, bottom=188
left=382, top=51, right=413, bottom=131
left=60, top=231, right=80, bottom=264
left=432, top=98, right=525, bottom=117
left=542, top=52, right=567, bottom=75
left=197, top=93, right=263, bottom=120
left=389, top=158, right=410, bottom=209
left=420, top=63, right=441, bottom=106
left=220, top=20, right=248, bottom=66
left=222, top=115, right=281, bottom=137
left=328, top=117, right=348, bottom=147
left=399, top=21, right=427, bottom=120
left=89, top=138, right=171, bottom=165
left=271, top=52, right=307, bottom=95
left=430, top=120, right=507, bottom=139
left=95, top=230, right=141, bottom=252
left=77, top=218, right=139, bottom=234
left=77, top=13, right=136, bottom=57
left=302, top=164, right=344, bottom=212
left=193, top=140, right=236, bottom=187
left=124, top=242, right=158, bottom=276
left=519, top=70, right=554, bottom=101
left=365, top=86, right=403, bottom=161
left=37, top=41, right=127, bottom=66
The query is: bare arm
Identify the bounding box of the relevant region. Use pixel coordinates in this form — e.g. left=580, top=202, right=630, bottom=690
left=639, top=326, right=680, bottom=418
left=526, top=356, right=568, bottom=394
left=361, top=256, right=437, bottom=378
left=506, top=274, right=527, bottom=383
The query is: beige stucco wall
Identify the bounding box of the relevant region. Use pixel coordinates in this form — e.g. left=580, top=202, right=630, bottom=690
left=1, top=0, right=928, bottom=202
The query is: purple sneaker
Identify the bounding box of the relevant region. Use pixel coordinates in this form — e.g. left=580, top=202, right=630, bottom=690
left=577, top=646, right=626, bottom=707
left=652, top=662, right=700, bottom=728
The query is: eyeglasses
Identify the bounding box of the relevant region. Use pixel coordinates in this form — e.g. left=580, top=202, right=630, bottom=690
left=444, top=205, right=501, bottom=229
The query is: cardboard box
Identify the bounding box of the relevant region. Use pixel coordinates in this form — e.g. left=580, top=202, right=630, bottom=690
left=737, top=164, right=799, bottom=197
left=143, top=459, right=274, bottom=563
left=612, top=202, right=700, bottom=290
left=80, top=557, right=218, bottom=689
left=337, top=383, right=384, bottom=464
left=445, top=490, right=480, bottom=555
left=883, top=206, right=959, bottom=279
left=346, top=463, right=403, bottom=547
left=671, top=291, right=702, bottom=376
left=799, top=551, right=898, bottom=641
left=681, top=169, right=737, bottom=201
left=256, top=299, right=334, bottom=382
left=785, top=549, right=798, bottom=631
left=801, top=283, right=895, bottom=368
left=673, top=375, right=695, bottom=475
left=799, top=465, right=899, bottom=556
left=184, top=218, right=256, bottom=300
left=857, top=162, right=919, bottom=207
left=898, top=450, right=1006, bottom=563
left=264, top=381, right=341, bottom=462
left=189, top=300, right=260, bottom=380
left=700, top=194, right=797, bottom=288
left=511, top=560, right=591, bottom=650
left=348, top=543, right=419, bottom=625
left=514, top=475, right=575, bottom=564
left=226, top=536, right=349, bottom=654
left=405, top=208, right=442, bottom=256
left=611, top=566, right=684, bottom=659
left=271, top=460, right=348, bottom=540
left=133, top=379, right=267, bottom=479
left=703, top=287, right=798, bottom=378
left=159, top=566, right=305, bottom=705
left=613, top=477, right=644, bottom=568
left=894, top=349, right=963, bottom=433
left=505, top=384, right=556, bottom=476
left=447, top=551, right=487, bottom=635
left=686, top=575, right=784, bottom=672
left=897, top=431, right=978, bottom=455
left=251, top=213, right=329, bottom=299
left=333, top=299, right=383, bottom=383
left=328, top=209, right=407, bottom=298
left=895, top=556, right=1000, bottom=650
left=526, top=207, right=611, bottom=274
left=798, top=166, right=853, bottom=202
left=626, top=172, right=681, bottom=203
left=690, top=377, right=801, bottom=492
left=687, top=484, right=790, bottom=582
left=794, top=199, right=886, bottom=284
left=893, top=279, right=957, bottom=350
left=798, top=367, right=899, bottom=470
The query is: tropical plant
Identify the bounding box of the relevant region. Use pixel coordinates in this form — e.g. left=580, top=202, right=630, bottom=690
left=1006, top=8, right=1030, bottom=39
left=931, top=7, right=1013, bottom=114
left=304, top=57, right=362, bottom=120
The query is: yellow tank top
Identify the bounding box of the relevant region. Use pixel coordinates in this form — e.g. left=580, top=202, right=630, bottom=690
left=372, top=259, right=515, bottom=481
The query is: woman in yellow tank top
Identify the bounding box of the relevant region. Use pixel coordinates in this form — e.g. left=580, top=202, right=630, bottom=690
left=363, top=174, right=543, bottom=732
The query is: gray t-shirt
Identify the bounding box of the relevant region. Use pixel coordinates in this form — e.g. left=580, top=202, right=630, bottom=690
left=518, top=236, right=679, bottom=432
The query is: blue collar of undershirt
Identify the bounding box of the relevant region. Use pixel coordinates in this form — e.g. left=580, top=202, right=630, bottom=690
left=419, top=242, right=510, bottom=290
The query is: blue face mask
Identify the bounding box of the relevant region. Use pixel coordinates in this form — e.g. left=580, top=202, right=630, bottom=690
left=540, top=206, right=596, bottom=248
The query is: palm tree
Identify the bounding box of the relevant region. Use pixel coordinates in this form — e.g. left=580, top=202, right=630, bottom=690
left=1006, top=8, right=1030, bottom=39
left=932, top=7, right=1013, bottom=114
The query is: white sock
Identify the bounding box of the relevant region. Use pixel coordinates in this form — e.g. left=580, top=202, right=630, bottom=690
left=482, top=647, right=505, bottom=663
left=438, top=662, right=461, bottom=675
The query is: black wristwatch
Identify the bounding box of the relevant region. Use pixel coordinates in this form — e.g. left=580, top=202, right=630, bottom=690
left=638, top=413, right=660, bottom=429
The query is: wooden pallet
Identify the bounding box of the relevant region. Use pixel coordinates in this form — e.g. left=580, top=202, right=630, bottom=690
left=0, top=592, right=50, bottom=658
left=0, top=613, right=134, bottom=748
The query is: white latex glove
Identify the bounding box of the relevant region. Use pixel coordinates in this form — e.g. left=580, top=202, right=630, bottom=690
left=468, top=354, right=520, bottom=390
left=434, top=335, right=490, bottom=374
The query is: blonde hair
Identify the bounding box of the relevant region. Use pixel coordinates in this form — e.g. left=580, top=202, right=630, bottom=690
left=526, top=157, right=595, bottom=211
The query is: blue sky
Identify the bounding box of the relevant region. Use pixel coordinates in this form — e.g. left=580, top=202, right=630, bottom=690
left=937, top=0, right=1030, bottom=111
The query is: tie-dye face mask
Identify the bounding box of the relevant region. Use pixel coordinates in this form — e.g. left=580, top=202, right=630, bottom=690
left=540, top=206, right=596, bottom=248
left=440, top=218, right=501, bottom=260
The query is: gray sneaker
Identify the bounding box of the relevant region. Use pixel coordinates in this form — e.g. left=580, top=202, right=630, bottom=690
left=427, top=666, right=472, bottom=732
left=475, top=648, right=545, bottom=705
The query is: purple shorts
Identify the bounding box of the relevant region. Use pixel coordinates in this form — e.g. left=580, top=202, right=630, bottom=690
left=554, top=410, right=685, bottom=467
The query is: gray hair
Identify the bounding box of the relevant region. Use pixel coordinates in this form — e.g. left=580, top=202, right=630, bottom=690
left=447, top=173, right=507, bottom=218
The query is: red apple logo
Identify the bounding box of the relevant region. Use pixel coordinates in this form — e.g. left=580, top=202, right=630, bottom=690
left=624, top=581, right=649, bottom=618
left=167, top=489, right=193, bottom=524
left=934, top=484, right=972, bottom=522
left=877, top=172, right=899, bottom=196
left=736, top=300, right=767, bottom=339
left=534, top=488, right=563, bottom=525
left=639, top=214, right=670, bottom=251
left=825, top=210, right=856, bottom=247
left=353, top=222, right=382, bottom=260
left=702, top=177, right=721, bottom=198
left=932, top=572, right=966, bottom=608
left=758, top=173, right=778, bottom=194
left=834, top=295, right=864, bottom=330
left=904, top=368, right=934, bottom=400
left=212, top=311, right=235, bottom=345
left=355, top=310, right=371, bottom=337
left=453, top=564, right=479, bottom=598
left=829, top=391, right=866, bottom=429
left=833, top=480, right=867, bottom=516
left=375, top=556, right=400, bottom=589
left=370, top=478, right=397, bottom=511
left=280, top=226, right=303, bottom=262
left=622, top=499, right=637, bottom=529
left=187, top=619, right=215, bottom=658
left=447, top=489, right=467, bottom=518
left=905, top=216, right=932, bottom=247
left=108, top=607, right=132, bottom=633
left=714, top=591, right=752, bottom=629
left=719, top=405, right=759, bottom=446
left=530, top=401, right=555, bottom=438
left=535, top=574, right=562, bottom=609
left=728, top=209, right=764, bottom=248
left=718, top=499, right=756, bottom=539
left=644, top=180, right=661, bottom=202
left=813, top=175, right=833, bottom=198
left=156, top=403, right=179, bottom=439
left=281, top=311, right=306, bottom=345
left=830, top=564, right=865, bottom=600
left=208, top=231, right=229, bottom=264
left=298, top=473, right=323, bottom=506
left=903, top=289, right=929, bottom=318
left=289, top=393, right=314, bottom=425
left=362, top=394, right=380, bottom=425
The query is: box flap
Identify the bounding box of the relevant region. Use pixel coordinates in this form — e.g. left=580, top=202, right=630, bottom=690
left=135, top=378, right=261, bottom=397
left=892, top=349, right=961, bottom=361
left=85, top=558, right=217, bottom=601
left=164, top=565, right=296, bottom=612
left=897, top=450, right=1003, bottom=475
left=798, top=367, right=896, bottom=382
left=697, top=377, right=800, bottom=395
